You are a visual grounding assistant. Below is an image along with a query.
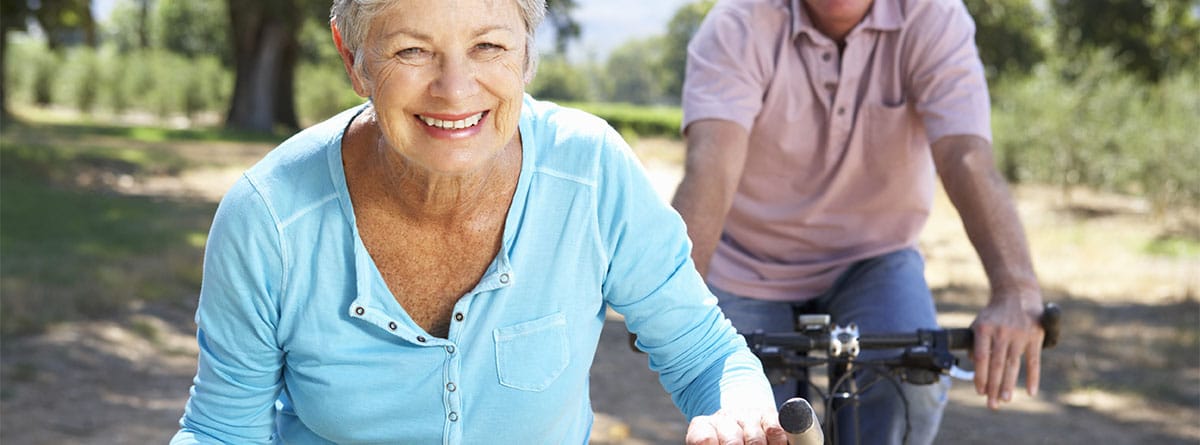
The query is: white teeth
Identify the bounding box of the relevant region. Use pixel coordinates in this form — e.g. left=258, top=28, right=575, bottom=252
left=418, top=112, right=484, bottom=130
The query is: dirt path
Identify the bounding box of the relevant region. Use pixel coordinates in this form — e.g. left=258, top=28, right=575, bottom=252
left=2, top=138, right=1197, bottom=444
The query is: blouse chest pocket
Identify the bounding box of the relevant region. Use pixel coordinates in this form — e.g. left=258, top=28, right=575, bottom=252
left=493, top=312, right=570, bottom=392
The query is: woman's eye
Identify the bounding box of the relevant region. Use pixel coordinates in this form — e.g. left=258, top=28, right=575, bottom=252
left=475, top=43, right=504, bottom=52
left=396, top=48, right=426, bottom=59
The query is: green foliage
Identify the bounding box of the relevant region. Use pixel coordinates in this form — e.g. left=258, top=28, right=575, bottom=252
left=298, top=15, right=341, bottom=65
left=991, top=49, right=1200, bottom=210
left=55, top=47, right=101, bottom=113
left=563, top=101, right=682, bottom=139
left=528, top=54, right=595, bottom=102
left=295, top=61, right=365, bottom=126
left=603, top=37, right=669, bottom=105
left=103, top=0, right=151, bottom=50
left=661, top=0, right=716, bottom=101
left=154, top=0, right=230, bottom=62
left=963, top=0, right=1048, bottom=80
left=1144, top=233, right=1200, bottom=258
left=1051, top=0, right=1200, bottom=82
left=6, top=39, right=233, bottom=123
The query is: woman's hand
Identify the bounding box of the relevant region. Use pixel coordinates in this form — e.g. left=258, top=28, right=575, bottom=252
left=685, top=409, right=789, bottom=445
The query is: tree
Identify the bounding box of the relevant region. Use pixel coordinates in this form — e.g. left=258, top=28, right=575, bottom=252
left=33, top=0, right=97, bottom=49
left=1, top=0, right=96, bottom=121
left=224, top=0, right=311, bottom=132
left=0, top=0, right=31, bottom=121
left=157, top=0, right=229, bottom=61
left=528, top=54, right=593, bottom=102
left=660, top=0, right=715, bottom=102
left=1051, top=0, right=1200, bottom=81
left=963, top=0, right=1047, bottom=80
left=604, top=37, right=668, bottom=105
left=545, top=0, right=581, bottom=54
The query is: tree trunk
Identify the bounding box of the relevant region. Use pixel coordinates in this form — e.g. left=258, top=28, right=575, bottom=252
left=138, top=0, right=150, bottom=49
left=225, top=0, right=301, bottom=133
left=1, top=27, right=9, bottom=123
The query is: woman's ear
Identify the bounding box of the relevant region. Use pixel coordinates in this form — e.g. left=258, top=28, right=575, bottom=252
left=332, top=20, right=370, bottom=98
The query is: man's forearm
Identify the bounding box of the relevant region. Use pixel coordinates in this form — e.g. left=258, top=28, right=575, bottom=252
left=932, top=135, right=1041, bottom=306
left=672, top=120, right=750, bottom=278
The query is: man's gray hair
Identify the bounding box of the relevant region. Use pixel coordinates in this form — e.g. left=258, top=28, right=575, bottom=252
left=330, top=0, right=545, bottom=79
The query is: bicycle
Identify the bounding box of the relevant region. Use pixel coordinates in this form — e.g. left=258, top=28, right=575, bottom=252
left=758, top=303, right=1063, bottom=445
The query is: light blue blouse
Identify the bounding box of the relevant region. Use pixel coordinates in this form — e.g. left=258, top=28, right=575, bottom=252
left=172, top=95, right=771, bottom=444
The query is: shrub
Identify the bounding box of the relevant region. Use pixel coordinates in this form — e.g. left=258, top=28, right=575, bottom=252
left=561, top=102, right=683, bottom=139
left=991, top=49, right=1200, bottom=210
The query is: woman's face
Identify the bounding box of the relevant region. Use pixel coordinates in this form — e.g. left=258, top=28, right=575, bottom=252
left=345, top=0, right=527, bottom=176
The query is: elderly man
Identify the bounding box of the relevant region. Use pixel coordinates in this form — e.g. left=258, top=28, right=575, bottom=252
left=673, top=0, right=1046, bottom=443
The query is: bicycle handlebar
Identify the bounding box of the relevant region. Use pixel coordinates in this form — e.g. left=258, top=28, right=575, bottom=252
left=746, top=303, right=1062, bottom=354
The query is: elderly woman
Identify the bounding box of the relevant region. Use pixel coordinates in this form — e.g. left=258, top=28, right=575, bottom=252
left=171, top=1, right=785, bottom=444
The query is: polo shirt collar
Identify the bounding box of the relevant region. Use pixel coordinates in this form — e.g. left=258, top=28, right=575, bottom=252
left=791, top=0, right=904, bottom=42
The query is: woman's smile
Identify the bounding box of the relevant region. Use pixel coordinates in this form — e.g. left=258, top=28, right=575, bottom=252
left=415, top=111, right=489, bottom=139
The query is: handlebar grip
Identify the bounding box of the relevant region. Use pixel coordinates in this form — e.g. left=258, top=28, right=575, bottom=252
left=1041, top=302, right=1061, bottom=349
left=779, top=397, right=824, bottom=445
left=955, top=303, right=1062, bottom=350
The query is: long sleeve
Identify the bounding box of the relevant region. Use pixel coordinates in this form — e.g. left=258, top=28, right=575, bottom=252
left=172, top=175, right=287, bottom=444
left=594, top=127, right=774, bottom=418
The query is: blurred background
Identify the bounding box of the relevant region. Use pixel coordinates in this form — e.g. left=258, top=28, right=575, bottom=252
left=0, top=0, right=1197, bottom=443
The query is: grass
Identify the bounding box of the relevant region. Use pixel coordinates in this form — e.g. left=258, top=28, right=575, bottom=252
left=0, top=120, right=224, bottom=336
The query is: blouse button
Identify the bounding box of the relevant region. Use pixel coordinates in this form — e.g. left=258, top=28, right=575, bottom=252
left=499, top=273, right=511, bottom=284
left=455, top=312, right=464, bottom=322
left=822, top=52, right=832, bottom=61
left=417, top=336, right=427, bottom=343
left=447, top=382, right=457, bottom=392
left=354, top=306, right=365, bottom=316
left=388, top=322, right=397, bottom=331
left=448, top=412, right=459, bottom=422
left=445, top=345, right=456, bottom=354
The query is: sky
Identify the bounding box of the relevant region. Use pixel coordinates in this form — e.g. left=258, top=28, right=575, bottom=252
left=91, top=0, right=694, bottom=61
left=537, top=0, right=693, bottom=61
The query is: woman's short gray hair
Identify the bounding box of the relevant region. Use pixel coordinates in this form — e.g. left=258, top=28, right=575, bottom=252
left=330, top=0, right=545, bottom=79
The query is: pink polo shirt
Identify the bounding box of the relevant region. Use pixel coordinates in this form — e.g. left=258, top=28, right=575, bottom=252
left=682, top=0, right=992, bottom=301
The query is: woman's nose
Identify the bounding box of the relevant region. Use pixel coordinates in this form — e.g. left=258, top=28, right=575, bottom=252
left=430, top=56, right=480, bottom=100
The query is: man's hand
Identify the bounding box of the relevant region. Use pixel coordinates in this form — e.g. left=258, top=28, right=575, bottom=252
left=971, top=296, right=1045, bottom=410
left=685, top=409, right=789, bottom=445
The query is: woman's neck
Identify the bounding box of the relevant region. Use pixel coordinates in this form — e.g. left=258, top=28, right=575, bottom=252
left=374, top=138, right=517, bottom=223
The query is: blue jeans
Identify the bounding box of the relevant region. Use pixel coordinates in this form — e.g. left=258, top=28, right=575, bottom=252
left=712, top=248, right=950, bottom=445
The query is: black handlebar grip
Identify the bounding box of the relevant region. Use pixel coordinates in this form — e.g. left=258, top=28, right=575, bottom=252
left=780, top=397, right=824, bottom=445
left=950, top=302, right=1061, bottom=350
left=1040, top=302, right=1061, bottom=349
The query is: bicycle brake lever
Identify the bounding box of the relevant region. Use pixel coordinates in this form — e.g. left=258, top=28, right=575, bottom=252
left=948, top=365, right=974, bottom=382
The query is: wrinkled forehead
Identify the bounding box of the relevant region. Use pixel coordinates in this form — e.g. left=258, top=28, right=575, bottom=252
left=367, top=0, right=527, bottom=36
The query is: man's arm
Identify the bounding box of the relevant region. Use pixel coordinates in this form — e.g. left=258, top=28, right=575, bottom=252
left=931, top=134, right=1045, bottom=410
left=671, top=119, right=751, bottom=278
